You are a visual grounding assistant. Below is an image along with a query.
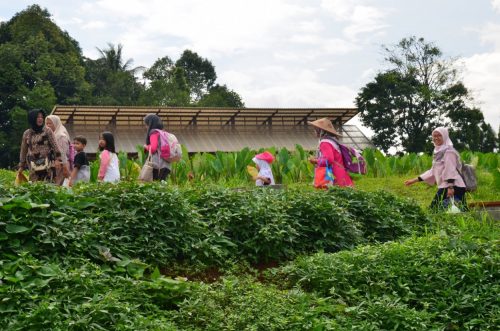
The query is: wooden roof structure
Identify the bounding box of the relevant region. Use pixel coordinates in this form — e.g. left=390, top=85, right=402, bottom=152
left=51, top=106, right=373, bottom=154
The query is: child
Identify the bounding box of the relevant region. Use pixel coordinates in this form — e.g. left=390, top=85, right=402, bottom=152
left=68, top=135, right=90, bottom=187
left=98, top=131, right=120, bottom=183
left=252, top=151, right=275, bottom=186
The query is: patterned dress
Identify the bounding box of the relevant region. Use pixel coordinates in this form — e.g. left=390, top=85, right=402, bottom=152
left=19, top=128, right=62, bottom=183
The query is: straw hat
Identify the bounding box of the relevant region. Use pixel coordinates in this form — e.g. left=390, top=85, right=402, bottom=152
left=255, top=151, right=275, bottom=163
left=307, top=118, right=342, bottom=137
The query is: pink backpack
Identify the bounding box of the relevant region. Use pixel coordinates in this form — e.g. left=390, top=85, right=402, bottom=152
left=152, top=129, right=182, bottom=162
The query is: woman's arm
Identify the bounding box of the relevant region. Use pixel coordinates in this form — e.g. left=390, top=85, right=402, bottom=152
left=18, top=130, right=29, bottom=170
left=98, top=150, right=111, bottom=180
left=46, top=128, right=62, bottom=159
left=317, top=142, right=335, bottom=167
left=144, top=132, right=160, bottom=154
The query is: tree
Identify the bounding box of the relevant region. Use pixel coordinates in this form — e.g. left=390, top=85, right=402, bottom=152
left=197, top=84, right=244, bottom=108
left=84, top=43, right=144, bottom=105
left=140, top=57, right=190, bottom=106
left=356, top=36, right=488, bottom=153
left=0, top=5, right=90, bottom=167
left=175, top=50, right=216, bottom=102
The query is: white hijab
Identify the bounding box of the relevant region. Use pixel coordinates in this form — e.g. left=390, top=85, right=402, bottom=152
left=46, top=115, right=70, bottom=141
left=432, top=127, right=453, bottom=154
left=252, top=157, right=275, bottom=186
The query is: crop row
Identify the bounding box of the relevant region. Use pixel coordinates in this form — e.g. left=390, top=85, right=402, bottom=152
left=0, top=183, right=430, bottom=267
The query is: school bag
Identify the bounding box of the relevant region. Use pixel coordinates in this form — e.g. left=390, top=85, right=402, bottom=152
left=457, top=162, right=477, bottom=192
left=321, top=138, right=367, bottom=174
left=152, top=129, right=182, bottom=162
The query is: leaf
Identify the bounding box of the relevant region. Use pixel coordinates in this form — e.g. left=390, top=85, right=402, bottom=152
left=5, top=224, right=31, bottom=234
left=151, top=266, right=161, bottom=280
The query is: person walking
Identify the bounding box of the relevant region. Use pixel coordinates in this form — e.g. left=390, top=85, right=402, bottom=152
left=308, top=118, right=353, bottom=188
left=143, top=114, right=172, bottom=181
left=18, top=109, right=63, bottom=183
left=45, top=115, right=71, bottom=185
left=404, top=127, right=467, bottom=211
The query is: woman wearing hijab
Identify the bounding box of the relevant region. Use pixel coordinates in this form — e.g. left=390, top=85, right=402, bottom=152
left=308, top=118, right=353, bottom=188
left=405, top=127, right=466, bottom=210
left=252, top=151, right=275, bottom=186
left=18, top=109, right=63, bottom=183
left=143, top=114, right=171, bottom=181
left=45, top=115, right=71, bottom=185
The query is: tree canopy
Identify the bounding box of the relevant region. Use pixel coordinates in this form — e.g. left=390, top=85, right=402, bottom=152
left=356, top=36, right=497, bottom=153
left=0, top=4, right=90, bottom=167
left=0, top=5, right=245, bottom=167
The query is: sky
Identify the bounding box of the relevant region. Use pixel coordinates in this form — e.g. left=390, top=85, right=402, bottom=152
left=1, top=0, right=499, bottom=135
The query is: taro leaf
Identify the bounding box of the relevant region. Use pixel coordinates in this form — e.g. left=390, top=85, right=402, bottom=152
left=5, top=224, right=31, bottom=234
left=0, top=232, right=7, bottom=240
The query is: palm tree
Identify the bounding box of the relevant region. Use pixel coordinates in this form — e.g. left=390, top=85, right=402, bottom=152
left=96, top=43, right=142, bottom=73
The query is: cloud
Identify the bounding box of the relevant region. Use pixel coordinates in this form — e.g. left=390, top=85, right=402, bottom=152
left=219, top=66, right=357, bottom=108
left=320, top=0, right=389, bottom=40
left=463, top=52, right=500, bottom=130
left=492, top=0, right=500, bottom=12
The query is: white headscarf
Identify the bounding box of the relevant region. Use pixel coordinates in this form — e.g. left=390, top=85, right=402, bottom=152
left=46, top=115, right=70, bottom=141
left=432, top=127, right=453, bottom=154
left=252, top=157, right=275, bottom=186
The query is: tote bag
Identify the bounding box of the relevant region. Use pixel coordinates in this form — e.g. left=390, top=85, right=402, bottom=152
left=314, top=165, right=334, bottom=189
left=139, top=151, right=154, bottom=182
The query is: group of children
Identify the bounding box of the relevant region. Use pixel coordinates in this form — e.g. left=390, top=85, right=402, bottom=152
left=66, top=131, right=120, bottom=186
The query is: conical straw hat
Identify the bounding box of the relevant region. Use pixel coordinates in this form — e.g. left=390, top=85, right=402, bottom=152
left=307, top=118, right=342, bottom=137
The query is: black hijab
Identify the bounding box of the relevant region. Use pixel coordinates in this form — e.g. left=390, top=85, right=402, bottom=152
left=28, top=109, right=45, bottom=133
left=100, top=131, right=116, bottom=153
left=144, top=114, right=164, bottom=144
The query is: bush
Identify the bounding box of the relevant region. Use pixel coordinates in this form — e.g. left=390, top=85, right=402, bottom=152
left=271, top=219, right=500, bottom=330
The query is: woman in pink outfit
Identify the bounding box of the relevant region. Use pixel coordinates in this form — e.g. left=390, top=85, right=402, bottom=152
left=308, top=118, right=353, bottom=188
left=405, top=127, right=466, bottom=211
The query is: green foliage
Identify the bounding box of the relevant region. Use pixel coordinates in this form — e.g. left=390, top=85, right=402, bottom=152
left=196, top=84, right=245, bottom=108
left=0, top=5, right=90, bottom=167
left=271, top=217, right=500, bottom=330
left=0, top=183, right=429, bottom=268
left=175, top=49, right=216, bottom=102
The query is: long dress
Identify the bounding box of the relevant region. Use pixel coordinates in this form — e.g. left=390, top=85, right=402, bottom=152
left=316, top=137, right=353, bottom=187
left=19, top=128, right=62, bottom=183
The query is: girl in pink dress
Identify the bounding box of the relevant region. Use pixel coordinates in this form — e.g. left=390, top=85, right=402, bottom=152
left=308, top=118, right=353, bottom=188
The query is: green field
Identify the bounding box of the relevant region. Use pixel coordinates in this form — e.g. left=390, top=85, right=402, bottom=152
left=0, top=150, right=499, bottom=330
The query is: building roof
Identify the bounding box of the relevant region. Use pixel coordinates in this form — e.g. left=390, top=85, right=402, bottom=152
left=51, top=106, right=373, bottom=153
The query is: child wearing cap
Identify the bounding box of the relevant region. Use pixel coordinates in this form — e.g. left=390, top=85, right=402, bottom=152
left=252, top=151, right=275, bottom=186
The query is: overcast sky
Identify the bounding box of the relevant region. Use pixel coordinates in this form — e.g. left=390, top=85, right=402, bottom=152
left=1, top=0, right=499, bottom=134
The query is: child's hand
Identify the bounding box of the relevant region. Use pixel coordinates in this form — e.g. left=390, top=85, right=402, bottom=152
left=308, top=156, right=317, bottom=164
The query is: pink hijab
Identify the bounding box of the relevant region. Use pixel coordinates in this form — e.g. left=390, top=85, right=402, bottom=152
left=432, top=127, right=453, bottom=154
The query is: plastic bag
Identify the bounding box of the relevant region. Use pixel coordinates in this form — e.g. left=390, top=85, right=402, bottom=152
left=15, top=171, right=28, bottom=186
left=446, top=198, right=461, bottom=214
left=247, top=165, right=258, bottom=180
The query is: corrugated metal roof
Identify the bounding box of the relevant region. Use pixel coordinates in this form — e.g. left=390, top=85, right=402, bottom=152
left=54, top=106, right=372, bottom=153
left=68, top=125, right=373, bottom=154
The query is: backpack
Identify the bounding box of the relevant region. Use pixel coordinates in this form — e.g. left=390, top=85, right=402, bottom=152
left=152, top=129, right=182, bottom=162
left=457, top=162, right=477, bottom=192
left=321, top=138, right=367, bottom=174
